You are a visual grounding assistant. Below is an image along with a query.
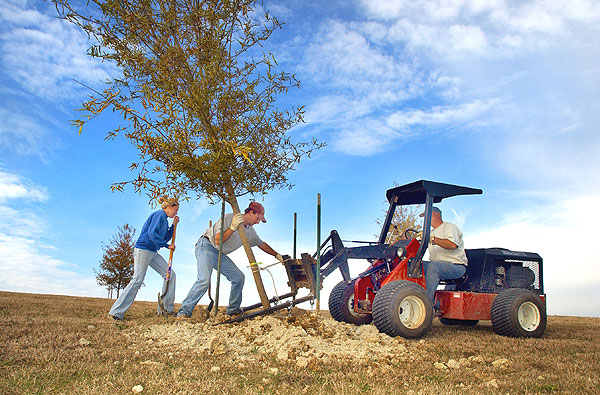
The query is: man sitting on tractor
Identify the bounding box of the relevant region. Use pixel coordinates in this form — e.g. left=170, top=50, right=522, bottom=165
left=422, top=206, right=468, bottom=309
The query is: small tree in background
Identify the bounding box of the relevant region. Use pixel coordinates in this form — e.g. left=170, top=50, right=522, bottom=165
left=377, top=182, right=423, bottom=244
left=378, top=204, right=423, bottom=245
left=95, top=224, right=136, bottom=298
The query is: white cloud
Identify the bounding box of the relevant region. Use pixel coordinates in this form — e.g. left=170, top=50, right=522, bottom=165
left=0, top=233, right=102, bottom=297
left=363, top=0, right=600, bottom=59
left=315, top=97, right=498, bottom=155
left=0, top=107, right=57, bottom=158
left=296, top=0, right=600, bottom=201
left=386, top=98, right=498, bottom=131
left=298, top=20, right=455, bottom=155
left=446, top=24, right=488, bottom=55
left=264, top=3, right=292, bottom=19
left=465, top=195, right=600, bottom=316
left=0, top=0, right=116, bottom=102
left=0, top=170, right=48, bottom=203
left=0, top=169, right=103, bottom=297
left=302, top=20, right=415, bottom=94
left=0, top=206, right=46, bottom=237
left=332, top=119, right=397, bottom=156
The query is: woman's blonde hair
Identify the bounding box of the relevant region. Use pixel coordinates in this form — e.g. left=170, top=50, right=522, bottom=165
left=159, top=196, right=179, bottom=209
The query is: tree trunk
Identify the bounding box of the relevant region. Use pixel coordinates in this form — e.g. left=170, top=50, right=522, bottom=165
left=225, top=184, right=270, bottom=309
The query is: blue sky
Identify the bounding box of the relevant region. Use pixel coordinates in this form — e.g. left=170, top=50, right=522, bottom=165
left=1, top=0, right=599, bottom=317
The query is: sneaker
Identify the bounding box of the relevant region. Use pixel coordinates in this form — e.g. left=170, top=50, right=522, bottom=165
left=108, top=313, right=123, bottom=321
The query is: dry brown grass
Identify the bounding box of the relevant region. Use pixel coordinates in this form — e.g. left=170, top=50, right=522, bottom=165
left=1, top=290, right=599, bottom=394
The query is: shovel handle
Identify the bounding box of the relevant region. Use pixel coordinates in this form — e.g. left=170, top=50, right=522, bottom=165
left=166, top=222, right=177, bottom=281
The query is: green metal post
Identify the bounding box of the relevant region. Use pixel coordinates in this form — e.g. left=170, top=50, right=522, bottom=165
left=316, top=194, right=321, bottom=313
left=293, top=212, right=297, bottom=261
left=214, top=199, right=226, bottom=317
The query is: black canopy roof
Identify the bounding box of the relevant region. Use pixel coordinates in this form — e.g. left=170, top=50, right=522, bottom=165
left=385, top=180, right=482, bottom=205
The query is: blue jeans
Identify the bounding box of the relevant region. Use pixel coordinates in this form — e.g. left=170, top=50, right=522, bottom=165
left=178, top=238, right=245, bottom=317
left=422, top=261, right=466, bottom=304
left=109, top=248, right=176, bottom=319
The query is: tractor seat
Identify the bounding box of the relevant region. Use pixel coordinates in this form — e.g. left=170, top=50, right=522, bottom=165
left=439, top=275, right=468, bottom=286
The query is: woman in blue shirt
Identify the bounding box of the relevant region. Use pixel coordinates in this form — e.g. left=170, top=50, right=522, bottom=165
left=109, top=197, right=180, bottom=320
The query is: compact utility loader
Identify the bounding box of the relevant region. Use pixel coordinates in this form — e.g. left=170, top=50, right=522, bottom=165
left=324, top=180, right=547, bottom=339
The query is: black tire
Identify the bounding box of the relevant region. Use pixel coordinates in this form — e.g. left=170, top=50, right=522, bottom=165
left=372, top=280, right=433, bottom=339
left=490, top=288, right=547, bottom=338
left=328, top=280, right=372, bottom=325
left=439, top=318, right=479, bottom=326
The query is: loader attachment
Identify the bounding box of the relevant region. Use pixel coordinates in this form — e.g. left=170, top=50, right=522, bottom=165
left=319, top=230, right=401, bottom=281
left=216, top=254, right=321, bottom=325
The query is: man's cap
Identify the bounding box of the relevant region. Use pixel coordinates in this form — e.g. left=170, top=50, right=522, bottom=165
left=419, top=206, right=442, bottom=217
left=248, top=201, right=266, bottom=223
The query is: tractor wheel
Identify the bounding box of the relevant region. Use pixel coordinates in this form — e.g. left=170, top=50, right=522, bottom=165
left=328, top=280, right=372, bottom=325
left=372, top=280, right=433, bottom=339
left=490, top=288, right=547, bottom=338
left=439, top=318, right=479, bottom=326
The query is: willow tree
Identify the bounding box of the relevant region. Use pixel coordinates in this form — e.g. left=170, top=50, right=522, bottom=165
left=55, top=0, right=324, bottom=308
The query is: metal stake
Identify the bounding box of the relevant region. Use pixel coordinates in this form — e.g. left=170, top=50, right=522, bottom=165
left=316, top=193, right=321, bottom=314
left=293, top=212, right=297, bottom=261
left=214, top=199, right=226, bottom=317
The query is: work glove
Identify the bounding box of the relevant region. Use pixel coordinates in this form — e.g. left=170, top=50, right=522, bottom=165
left=276, top=253, right=285, bottom=264
left=230, top=213, right=244, bottom=231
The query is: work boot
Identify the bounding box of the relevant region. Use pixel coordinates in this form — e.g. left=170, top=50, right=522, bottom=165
left=175, top=313, right=191, bottom=322
left=226, top=308, right=244, bottom=317
left=158, top=309, right=177, bottom=317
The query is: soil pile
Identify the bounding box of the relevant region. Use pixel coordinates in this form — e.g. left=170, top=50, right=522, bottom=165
left=133, top=309, right=416, bottom=367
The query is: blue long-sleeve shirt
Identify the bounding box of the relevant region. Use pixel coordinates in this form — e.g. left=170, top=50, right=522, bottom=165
left=135, top=210, right=174, bottom=252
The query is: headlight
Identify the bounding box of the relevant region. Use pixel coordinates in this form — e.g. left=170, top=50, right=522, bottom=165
left=397, top=247, right=406, bottom=259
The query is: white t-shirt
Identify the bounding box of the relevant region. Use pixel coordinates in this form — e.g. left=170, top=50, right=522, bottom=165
left=429, top=222, right=468, bottom=266
left=201, top=213, right=264, bottom=254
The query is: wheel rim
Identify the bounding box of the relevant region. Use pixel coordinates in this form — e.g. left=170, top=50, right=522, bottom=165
left=518, top=301, right=541, bottom=331
left=397, top=295, right=426, bottom=329
left=347, top=293, right=369, bottom=319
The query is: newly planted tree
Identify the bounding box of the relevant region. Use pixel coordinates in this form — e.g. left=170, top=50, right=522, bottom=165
left=55, top=0, right=324, bottom=307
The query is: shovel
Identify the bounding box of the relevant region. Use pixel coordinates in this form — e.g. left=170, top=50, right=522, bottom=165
left=205, top=281, right=214, bottom=321
left=158, top=222, right=177, bottom=318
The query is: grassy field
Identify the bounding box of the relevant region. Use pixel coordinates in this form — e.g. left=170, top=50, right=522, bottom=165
left=1, top=291, right=599, bottom=394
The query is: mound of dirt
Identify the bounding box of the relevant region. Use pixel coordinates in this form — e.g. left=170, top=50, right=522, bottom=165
left=133, top=309, right=417, bottom=367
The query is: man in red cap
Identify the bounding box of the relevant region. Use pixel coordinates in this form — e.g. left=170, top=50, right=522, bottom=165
left=177, top=201, right=284, bottom=319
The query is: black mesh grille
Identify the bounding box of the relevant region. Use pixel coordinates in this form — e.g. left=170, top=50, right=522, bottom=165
left=503, top=259, right=541, bottom=291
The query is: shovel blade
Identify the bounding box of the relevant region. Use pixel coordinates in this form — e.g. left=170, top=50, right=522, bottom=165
left=157, top=292, right=167, bottom=315
left=205, top=300, right=214, bottom=321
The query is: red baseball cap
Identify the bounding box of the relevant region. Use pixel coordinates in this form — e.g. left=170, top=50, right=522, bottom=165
left=248, top=202, right=266, bottom=223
